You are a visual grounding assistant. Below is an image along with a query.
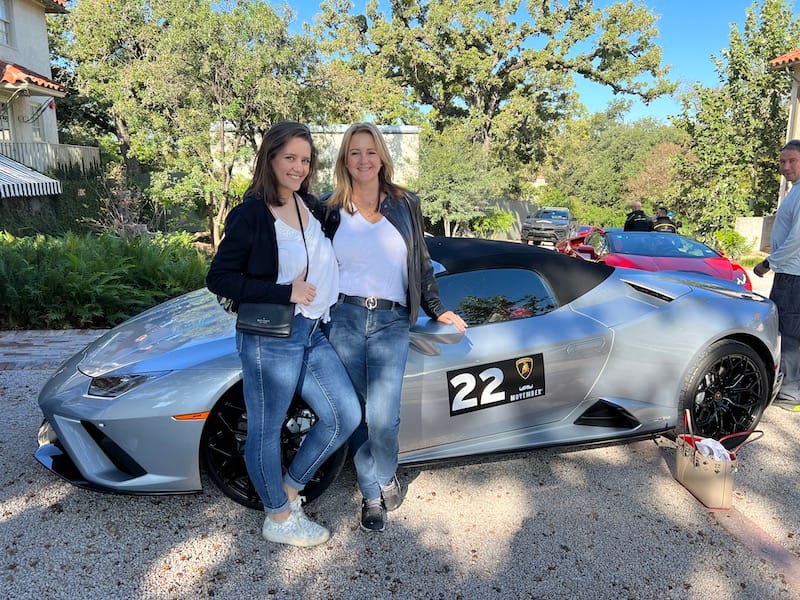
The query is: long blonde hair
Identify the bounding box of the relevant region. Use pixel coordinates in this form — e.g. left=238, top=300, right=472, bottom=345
left=328, top=123, right=408, bottom=212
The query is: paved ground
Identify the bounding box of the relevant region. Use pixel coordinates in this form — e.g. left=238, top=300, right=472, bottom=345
left=2, top=268, right=799, bottom=600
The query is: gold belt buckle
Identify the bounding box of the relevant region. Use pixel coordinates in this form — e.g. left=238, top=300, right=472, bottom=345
left=365, top=296, right=378, bottom=310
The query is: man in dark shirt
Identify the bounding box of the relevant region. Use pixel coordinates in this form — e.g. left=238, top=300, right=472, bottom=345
left=652, top=207, right=678, bottom=233
left=623, top=201, right=653, bottom=231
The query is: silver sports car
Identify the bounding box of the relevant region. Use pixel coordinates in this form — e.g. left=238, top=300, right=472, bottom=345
left=35, top=237, right=782, bottom=509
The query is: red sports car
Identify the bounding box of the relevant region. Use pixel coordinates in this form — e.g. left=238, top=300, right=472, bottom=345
left=555, top=229, right=752, bottom=291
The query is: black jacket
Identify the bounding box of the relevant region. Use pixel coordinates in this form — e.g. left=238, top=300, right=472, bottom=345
left=624, top=210, right=654, bottom=232
left=653, top=216, right=678, bottom=233
left=316, top=191, right=445, bottom=325
left=206, top=192, right=319, bottom=310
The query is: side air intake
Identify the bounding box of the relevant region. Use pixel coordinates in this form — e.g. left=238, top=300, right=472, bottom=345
left=575, top=400, right=641, bottom=429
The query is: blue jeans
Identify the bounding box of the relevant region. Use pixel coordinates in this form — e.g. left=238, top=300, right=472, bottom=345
left=325, top=301, right=410, bottom=500
left=237, top=314, right=361, bottom=514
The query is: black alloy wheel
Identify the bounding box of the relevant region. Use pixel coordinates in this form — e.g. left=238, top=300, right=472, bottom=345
left=677, top=340, right=770, bottom=448
left=200, top=384, right=348, bottom=510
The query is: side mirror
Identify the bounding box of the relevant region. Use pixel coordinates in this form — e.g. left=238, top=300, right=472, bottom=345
left=410, top=319, right=466, bottom=356
left=577, top=244, right=597, bottom=259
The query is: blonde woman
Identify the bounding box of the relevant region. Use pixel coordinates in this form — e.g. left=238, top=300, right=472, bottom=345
left=320, top=123, right=467, bottom=532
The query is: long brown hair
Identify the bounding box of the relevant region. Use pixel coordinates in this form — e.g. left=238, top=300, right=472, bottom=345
left=245, top=121, right=317, bottom=206
left=328, top=123, right=407, bottom=212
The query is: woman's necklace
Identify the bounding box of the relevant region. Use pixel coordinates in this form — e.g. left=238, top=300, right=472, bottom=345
left=352, top=195, right=380, bottom=217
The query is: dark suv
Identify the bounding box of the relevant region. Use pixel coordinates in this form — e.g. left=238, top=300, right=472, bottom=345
left=520, top=207, right=577, bottom=245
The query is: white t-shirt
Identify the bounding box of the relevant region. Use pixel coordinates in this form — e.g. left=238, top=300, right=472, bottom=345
left=333, top=208, right=408, bottom=304
left=273, top=207, right=339, bottom=321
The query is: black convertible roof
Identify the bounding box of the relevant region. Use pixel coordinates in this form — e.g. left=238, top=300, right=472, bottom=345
left=425, top=236, right=615, bottom=306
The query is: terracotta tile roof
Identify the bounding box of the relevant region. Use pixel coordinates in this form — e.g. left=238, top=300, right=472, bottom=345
left=41, top=0, right=68, bottom=13
left=0, top=61, right=67, bottom=95
left=770, top=49, right=800, bottom=68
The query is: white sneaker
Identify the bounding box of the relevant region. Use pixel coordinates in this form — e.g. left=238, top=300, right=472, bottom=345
left=262, top=509, right=330, bottom=547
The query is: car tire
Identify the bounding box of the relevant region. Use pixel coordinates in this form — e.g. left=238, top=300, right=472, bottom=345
left=676, top=339, right=769, bottom=447
left=200, top=384, right=348, bottom=510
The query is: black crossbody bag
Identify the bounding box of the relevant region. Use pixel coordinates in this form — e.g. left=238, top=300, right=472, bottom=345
left=235, top=197, right=308, bottom=338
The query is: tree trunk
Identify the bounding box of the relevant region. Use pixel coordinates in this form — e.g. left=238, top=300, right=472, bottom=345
left=208, top=191, right=221, bottom=250
left=114, top=113, right=141, bottom=182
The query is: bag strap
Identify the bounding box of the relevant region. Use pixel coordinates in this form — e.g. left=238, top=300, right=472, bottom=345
left=293, top=194, right=309, bottom=282
left=684, top=408, right=764, bottom=455
left=719, top=430, right=764, bottom=454
left=683, top=409, right=694, bottom=440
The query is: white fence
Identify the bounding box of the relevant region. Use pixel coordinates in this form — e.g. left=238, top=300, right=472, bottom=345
left=0, top=141, right=100, bottom=175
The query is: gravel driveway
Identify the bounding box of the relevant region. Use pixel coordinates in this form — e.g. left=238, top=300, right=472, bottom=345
left=3, top=314, right=800, bottom=599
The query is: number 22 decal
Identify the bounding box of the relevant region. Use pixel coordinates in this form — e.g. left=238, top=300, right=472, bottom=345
left=449, top=367, right=505, bottom=413
left=447, top=354, right=545, bottom=416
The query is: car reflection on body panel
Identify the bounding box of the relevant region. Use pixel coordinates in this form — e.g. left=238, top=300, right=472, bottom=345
left=36, top=237, right=780, bottom=509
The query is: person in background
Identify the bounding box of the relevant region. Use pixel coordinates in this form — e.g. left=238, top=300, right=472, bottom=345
left=320, top=122, right=467, bottom=532
left=652, top=207, right=678, bottom=233
left=623, top=200, right=653, bottom=231
left=206, top=121, right=360, bottom=546
left=754, top=139, right=800, bottom=411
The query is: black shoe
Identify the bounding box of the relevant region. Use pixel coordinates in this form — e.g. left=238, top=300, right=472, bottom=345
left=360, top=498, right=386, bottom=532
left=381, top=474, right=404, bottom=511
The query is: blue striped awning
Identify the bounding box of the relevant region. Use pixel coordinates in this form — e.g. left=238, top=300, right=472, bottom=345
left=0, top=154, right=61, bottom=198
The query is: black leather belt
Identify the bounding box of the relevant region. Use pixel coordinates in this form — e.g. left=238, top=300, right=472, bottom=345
left=339, top=294, right=401, bottom=310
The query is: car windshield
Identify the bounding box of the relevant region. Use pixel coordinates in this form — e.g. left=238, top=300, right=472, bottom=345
left=535, top=209, right=567, bottom=220
left=606, top=233, right=720, bottom=258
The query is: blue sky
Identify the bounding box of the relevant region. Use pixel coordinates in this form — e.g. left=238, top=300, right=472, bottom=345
left=286, top=0, right=798, bottom=122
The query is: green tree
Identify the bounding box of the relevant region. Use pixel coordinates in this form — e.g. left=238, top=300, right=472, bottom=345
left=56, top=0, right=167, bottom=183
left=316, top=0, right=674, bottom=175
left=672, top=0, right=800, bottom=237
left=55, top=1, right=335, bottom=246
left=147, top=0, right=323, bottom=246
left=544, top=105, right=685, bottom=227
left=417, top=126, right=511, bottom=236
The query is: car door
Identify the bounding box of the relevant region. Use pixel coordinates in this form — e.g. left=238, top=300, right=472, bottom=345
left=398, top=267, right=613, bottom=461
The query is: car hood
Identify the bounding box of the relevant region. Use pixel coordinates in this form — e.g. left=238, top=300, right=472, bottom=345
left=612, top=255, right=737, bottom=280
left=530, top=218, right=567, bottom=225
left=78, top=289, right=235, bottom=377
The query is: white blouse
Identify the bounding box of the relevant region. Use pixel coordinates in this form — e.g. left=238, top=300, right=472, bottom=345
left=273, top=206, right=339, bottom=321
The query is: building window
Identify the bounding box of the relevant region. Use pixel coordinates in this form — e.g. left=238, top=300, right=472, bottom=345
left=30, top=102, right=45, bottom=142
left=0, top=0, right=10, bottom=46
left=0, top=103, right=11, bottom=141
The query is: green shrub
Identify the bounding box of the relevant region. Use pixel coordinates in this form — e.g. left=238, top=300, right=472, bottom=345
left=470, top=209, right=516, bottom=238
left=712, top=229, right=752, bottom=260
left=737, top=255, right=767, bottom=268
left=0, top=231, right=210, bottom=329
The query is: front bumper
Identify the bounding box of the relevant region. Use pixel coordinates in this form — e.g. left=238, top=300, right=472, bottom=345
left=521, top=228, right=567, bottom=243
left=34, top=349, right=238, bottom=496
left=35, top=432, right=194, bottom=497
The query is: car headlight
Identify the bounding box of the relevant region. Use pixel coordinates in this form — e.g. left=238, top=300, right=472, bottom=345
left=88, top=372, right=170, bottom=398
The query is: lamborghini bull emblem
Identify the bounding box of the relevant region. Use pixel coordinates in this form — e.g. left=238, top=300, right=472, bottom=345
left=516, top=357, right=534, bottom=380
